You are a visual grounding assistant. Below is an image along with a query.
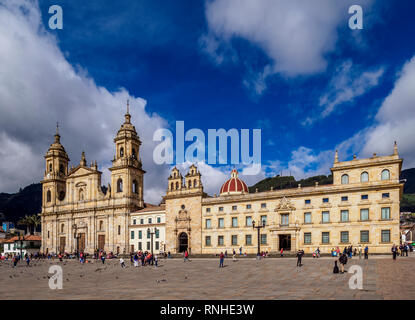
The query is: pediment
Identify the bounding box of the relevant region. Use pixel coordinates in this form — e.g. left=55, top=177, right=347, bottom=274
left=69, top=166, right=95, bottom=177
left=274, top=196, right=296, bottom=211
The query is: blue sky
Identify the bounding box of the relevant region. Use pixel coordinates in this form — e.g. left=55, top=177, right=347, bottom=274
left=1, top=0, right=415, bottom=202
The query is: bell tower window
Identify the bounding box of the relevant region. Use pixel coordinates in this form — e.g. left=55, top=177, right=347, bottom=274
left=117, top=179, right=123, bottom=193
left=49, top=163, right=52, bottom=172
left=132, top=180, right=138, bottom=194
left=46, top=190, right=51, bottom=203
left=59, top=164, right=65, bottom=174
left=120, top=147, right=124, bottom=158
left=132, top=148, right=136, bottom=159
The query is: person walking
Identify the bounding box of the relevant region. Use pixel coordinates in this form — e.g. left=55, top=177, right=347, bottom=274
left=232, top=249, right=236, bottom=262
left=239, top=247, right=242, bottom=255
left=219, top=252, right=225, bottom=268
left=119, top=257, right=126, bottom=268
left=154, top=254, right=158, bottom=267
left=358, top=245, right=362, bottom=259
left=296, top=250, right=303, bottom=267
left=280, top=248, right=284, bottom=257
left=339, top=252, right=348, bottom=273
left=184, top=250, right=189, bottom=262
left=364, top=246, right=368, bottom=259
left=392, top=244, right=398, bottom=260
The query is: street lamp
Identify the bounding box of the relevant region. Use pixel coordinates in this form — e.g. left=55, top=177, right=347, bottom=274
left=18, top=234, right=23, bottom=258
left=73, top=224, right=78, bottom=255
left=252, top=220, right=265, bottom=256
left=147, top=227, right=158, bottom=265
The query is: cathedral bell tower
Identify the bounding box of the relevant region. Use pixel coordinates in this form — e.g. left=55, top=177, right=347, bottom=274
left=42, top=124, right=70, bottom=207
left=109, top=101, right=145, bottom=209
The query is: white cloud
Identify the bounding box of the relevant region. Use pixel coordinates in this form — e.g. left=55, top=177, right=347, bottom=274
left=202, top=0, right=373, bottom=91
left=0, top=0, right=170, bottom=203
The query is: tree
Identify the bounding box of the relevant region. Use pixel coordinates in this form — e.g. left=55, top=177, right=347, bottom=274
left=17, top=215, right=31, bottom=235
left=30, top=214, right=41, bottom=234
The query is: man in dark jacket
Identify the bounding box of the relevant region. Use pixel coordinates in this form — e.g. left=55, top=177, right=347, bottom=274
left=339, top=253, right=348, bottom=273
left=296, top=250, right=304, bottom=267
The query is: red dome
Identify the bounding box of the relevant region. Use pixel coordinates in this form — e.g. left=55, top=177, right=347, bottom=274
left=220, top=169, right=249, bottom=195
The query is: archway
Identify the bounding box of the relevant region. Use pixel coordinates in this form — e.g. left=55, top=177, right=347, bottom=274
left=178, top=232, right=188, bottom=252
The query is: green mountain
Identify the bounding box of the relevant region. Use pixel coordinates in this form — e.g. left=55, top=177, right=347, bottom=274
left=1, top=168, right=415, bottom=224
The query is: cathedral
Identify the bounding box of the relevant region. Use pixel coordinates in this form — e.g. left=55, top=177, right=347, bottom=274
left=41, top=105, right=404, bottom=255
left=41, top=104, right=145, bottom=254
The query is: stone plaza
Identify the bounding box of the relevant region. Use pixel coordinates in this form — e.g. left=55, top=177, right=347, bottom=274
left=0, top=254, right=414, bottom=300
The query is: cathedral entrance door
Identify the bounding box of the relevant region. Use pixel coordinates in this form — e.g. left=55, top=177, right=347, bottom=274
left=98, top=235, right=105, bottom=251
left=178, top=232, right=188, bottom=252
left=78, top=233, right=86, bottom=252
left=59, top=237, right=66, bottom=253
left=279, top=234, right=291, bottom=251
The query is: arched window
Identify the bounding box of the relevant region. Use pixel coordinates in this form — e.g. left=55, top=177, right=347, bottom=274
left=120, top=147, right=124, bottom=158
left=381, top=169, right=390, bottom=180
left=132, top=148, right=136, bottom=159
left=79, top=188, right=84, bottom=201
left=118, top=225, right=121, bottom=235
left=117, top=178, right=123, bottom=192
left=341, top=174, right=349, bottom=184
left=61, top=224, right=64, bottom=233
left=175, top=181, right=179, bottom=190
left=46, top=190, right=51, bottom=202
left=170, top=182, right=174, bottom=190
left=49, top=163, right=52, bottom=172
left=361, top=172, right=369, bottom=183
left=132, top=180, right=138, bottom=194
left=99, top=220, right=103, bottom=231
left=188, top=180, right=192, bottom=188
left=59, top=164, right=64, bottom=174
left=194, top=179, right=197, bottom=187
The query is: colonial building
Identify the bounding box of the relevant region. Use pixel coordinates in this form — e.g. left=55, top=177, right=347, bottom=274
left=129, top=205, right=166, bottom=254
left=41, top=103, right=146, bottom=255
left=164, top=145, right=403, bottom=254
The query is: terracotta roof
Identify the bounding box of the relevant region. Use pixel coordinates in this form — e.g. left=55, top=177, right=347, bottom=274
left=4, top=235, right=41, bottom=243
left=220, top=169, right=249, bottom=195
left=132, top=204, right=165, bottom=213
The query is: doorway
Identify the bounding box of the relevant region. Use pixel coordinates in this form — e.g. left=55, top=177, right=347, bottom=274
left=77, top=233, right=86, bottom=252
left=178, top=232, right=188, bottom=252
left=279, top=234, right=291, bottom=251
left=98, top=235, right=105, bottom=251
left=59, top=237, right=66, bottom=253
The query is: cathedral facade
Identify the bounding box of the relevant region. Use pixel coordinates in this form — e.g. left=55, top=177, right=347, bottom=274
left=40, top=106, right=145, bottom=254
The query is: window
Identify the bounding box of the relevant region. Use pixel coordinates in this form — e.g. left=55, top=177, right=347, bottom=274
left=205, top=219, right=212, bottom=229
left=382, top=193, right=390, bottom=198
left=46, top=190, right=51, bottom=202
left=205, top=236, right=211, bottom=246
left=206, top=208, right=211, bottom=213
left=232, top=235, right=238, bottom=245
left=304, top=212, right=312, bottom=224
left=361, top=194, right=368, bottom=200
left=132, top=148, right=136, bottom=159
left=341, top=210, right=349, bottom=222
left=281, top=214, right=289, bottom=226
left=245, top=234, right=252, bottom=245
left=48, top=231, right=50, bottom=239
left=119, top=147, right=124, bottom=157
left=218, top=218, right=224, bottom=228
left=155, top=229, right=159, bottom=239
left=341, top=196, right=348, bottom=201
left=157, top=217, right=161, bottom=223
left=61, top=224, right=64, bottom=233
left=218, top=236, right=224, bottom=246
left=261, top=234, right=267, bottom=244
left=305, top=199, right=311, bottom=204
left=140, top=219, right=144, bottom=224
left=117, top=178, right=123, bottom=193
left=188, top=180, right=192, bottom=188
left=360, top=230, right=369, bottom=243
left=381, top=169, right=390, bottom=181
left=246, top=216, right=252, bottom=227
left=232, top=217, right=238, bottom=227
left=322, top=211, right=330, bottom=223
left=49, top=163, right=52, bottom=172
left=322, top=198, right=329, bottom=203
left=118, top=225, right=121, bottom=235
left=59, top=164, right=65, bottom=174
left=340, top=231, right=349, bottom=243
left=246, top=204, right=252, bottom=210
left=261, top=203, right=267, bottom=209
left=155, top=241, right=159, bottom=250
left=147, top=242, right=150, bottom=250
left=361, top=172, right=369, bottom=182
left=341, top=174, right=349, bottom=184
left=147, top=229, right=150, bottom=239
left=138, top=231, right=142, bottom=239
left=138, top=242, right=142, bottom=250
left=132, top=180, right=138, bottom=194
left=322, top=232, right=330, bottom=244
left=381, top=230, right=390, bottom=243
left=381, top=207, right=391, bottom=220
left=304, top=232, right=311, bottom=244
left=261, top=215, right=267, bottom=226
left=360, top=209, right=369, bottom=221
left=148, top=218, right=152, bottom=224
left=99, top=220, right=103, bottom=231
left=131, top=231, right=134, bottom=239
left=133, top=219, right=136, bottom=225
left=219, top=207, right=224, bottom=212
left=232, top=205, right=237, bottom=211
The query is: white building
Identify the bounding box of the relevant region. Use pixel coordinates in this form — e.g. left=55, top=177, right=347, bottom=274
left=1, top=235, right=41, bottom=256
left=129, top=205, right=166, bottom=254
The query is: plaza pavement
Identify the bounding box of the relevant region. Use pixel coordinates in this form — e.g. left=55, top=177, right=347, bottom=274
left=0, top=254, right=414, bottom=299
